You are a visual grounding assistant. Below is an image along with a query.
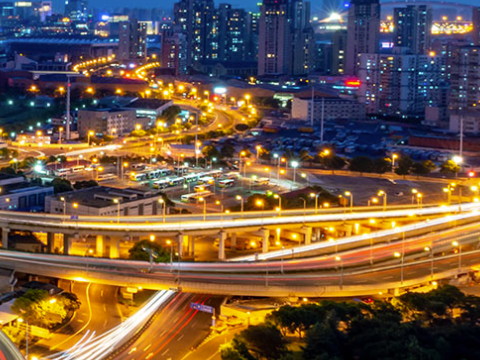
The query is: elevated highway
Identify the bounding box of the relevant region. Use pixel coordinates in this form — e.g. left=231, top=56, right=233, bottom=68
left=1, top=211, right=480, bottom=297
left=0, top=202, right=476, bottom=260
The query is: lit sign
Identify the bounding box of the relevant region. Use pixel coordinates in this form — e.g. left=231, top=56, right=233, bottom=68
left=344, top=79, right=361, bottom=87
left=213, top=87, right=227, bottom=95
left=15, top=1, right=32, bottom=6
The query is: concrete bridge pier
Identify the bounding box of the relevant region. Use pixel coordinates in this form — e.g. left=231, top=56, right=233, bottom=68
left=187, top=235, right=195, bottom=258
left=177, top=233, right=189, bottom=258
left=2, top=227, right=9, bottom=249
left=108, top=237, right=120, bottom=258
left=301, top=226, right=312, bottom=245
left=47, top=232, right=55, bottom=253
left=218, top=231, right=227, bottom=260
left=230, top=233, right=237, bottom=250
left=63, top=234, right=74, bottom=255
left=260, top=228, right=270, bottom=253
left=96, top=235, right=104, bottom=256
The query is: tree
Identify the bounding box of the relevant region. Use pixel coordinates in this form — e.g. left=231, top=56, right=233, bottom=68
left=237, top=324, right=288, bottom=359
left=221, top=143, right=235, bottom=158
left=161, top=105, right=181, bottom=123
left=128, top=240, right=170, bottom=263
left=51, top=177, right=73, bottom=194
left=349, top=156, right=374, bottom=173
left=73, top=180, right=98, bottom=190
left=202, top=145, right=221, bottom=160
left=395, top=155, right=413, bottom=176
left=373, top=158, right=391, bottom=174
left=440, top=160, right=460, bottom=175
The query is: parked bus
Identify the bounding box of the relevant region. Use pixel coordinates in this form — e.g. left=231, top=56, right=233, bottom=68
left=218, top=179, right=235, bottom=188
left=97, top=173, right=118, bottom=181
left=194, top=184, right=212, bottom=192
left=181, top=191, right=213, bottom=203
left=129, top=168, right=172, bottom=182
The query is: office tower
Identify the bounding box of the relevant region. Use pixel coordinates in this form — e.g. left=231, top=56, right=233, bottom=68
left=331, top=29, right=347, bottom=75
left=118, top=19, right=147, bottom=62
left=246, top=11, right=260, bottom=60
left=290, top=0, right=315, bottom=75
left=161, top=28, right=187, bottom=75
left=473, top=8, right=480, bottom=46
left=64, top=0, right=87, bottom=22
left=393, top=5, right=432, bottom=54
left=357, top=50, right=447, bottom=118
left=258, top=0, right=291, bottom=75
left=218, top=4, right=248, bottom=62
left=258, top=0, right=313, bottom=76
left=345, top=0, right=380, bottom=75
left=174, top=0, right=217, bottom=67
left=449, top=46, right=480, bottom=112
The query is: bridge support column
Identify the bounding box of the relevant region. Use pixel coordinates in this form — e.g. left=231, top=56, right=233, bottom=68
left=274, top=228, right=281, bottom=246
left=301, top=226, right=312, bottom=245
left=230, top=233, right=237, bottom=249
left=218, top=231, right=227, bottom=260
left=96, top=235, right=104, bottom=257
left=109, top=237, right=120, bottom=258
left=177, top=233, right=188, bottom=258
left=1, top=227, right=9, bottom=249
left=63, top=235, right=72, bottom=255
left=187, top=235, right=195, bottom=258
left=47, top=232, right=55, bottom=253
left=261, top=228, right=270, bottom=253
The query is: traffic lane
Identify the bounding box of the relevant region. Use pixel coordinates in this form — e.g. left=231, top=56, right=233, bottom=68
left=115, top=293, right=217, bottom=360
left=0, top=331, right=23, bottom=360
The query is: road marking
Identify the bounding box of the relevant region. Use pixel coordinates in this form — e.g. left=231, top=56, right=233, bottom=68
left=103, top=304, right=107, bottom=312
left=128, top=347, right=137, bottom=354
left=101, top=290, right=104, bottom=297
left=177, top=334, right=184, bottom=341
left=159, top=330, right=166, bottom=336
left=161, top=349, right=170, bottom=357
left=145, top=352, right=154, bottom=359
left=143, top=344, right=152, bottom=352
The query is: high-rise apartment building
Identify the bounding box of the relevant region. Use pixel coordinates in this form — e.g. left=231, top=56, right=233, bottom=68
left=393, top=5, right=432, bottom=54
left=161, top=28, right=187, bottom=75
left=449, top=46, right=480, bottom=112
left=246, top=11, right=260, bottom=60
left=331, top=30, right=347, bottom=75
left=345, top=0, right=380, bottom=75
left=357, top=51, right=448, bottom=118
left=473, top=7, right=480, bottom=46
left=174, top=0, right=217, bottom=67
left=64, top=0, right=87, bottom=22
left=218, top=4, right=248, bottom=62
left=258, top=0, right=313, bottom=76
left=118, top=20, right=147, bottom=62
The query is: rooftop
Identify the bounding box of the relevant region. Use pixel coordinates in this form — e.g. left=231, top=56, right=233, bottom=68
left=50, top=186, right=162, bottom=208
left=125, top=98, right=172, bottom=110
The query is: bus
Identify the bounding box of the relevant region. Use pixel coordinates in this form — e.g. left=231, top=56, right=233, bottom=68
left=194, top=184, right=212, bottom=192
left=253, top=177, right=270, bottom=185
left=218, top=179, right=235, bottom=188
left=181, top=191, right=213, bottom=202
left=129, top=168, right=172, bottom=182
left=198, top=176, right=215, bottom=185
left=97, top=173, right=118, bottom=181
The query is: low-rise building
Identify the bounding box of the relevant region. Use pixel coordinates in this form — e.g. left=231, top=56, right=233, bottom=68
left=291, top=95, right=366, bottom=121
left=449, top=111, right=480, bottom=135
left=0, top=174, right=54, bottom=211
left=46, top=186, right=166, bottom=217
left=124, top=98, right=173, bottom=120
left=77, top=108, right=145, bottom=137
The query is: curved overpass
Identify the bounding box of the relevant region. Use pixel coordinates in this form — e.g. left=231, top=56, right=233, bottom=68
left=1, top=212, right=479, bottom=297
left=0, top=331, right=23, bottom=360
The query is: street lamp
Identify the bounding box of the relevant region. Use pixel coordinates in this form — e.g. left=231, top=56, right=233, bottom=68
left=394, top=251, right=404, bottom=285
left=113, top=198, right=121, bottom=223
left=424, top=246, right=434, bottom=280
left=158, top=198, right=166, bottom=223
left=452, top=155, right=463, bottom=177
left=166, top=239, right=173, bottom=270
left=236, top=195, right=244, bottom=215
left=291, top=161, right=299, bottom=186
left=335, top=256, right=343, bottom=289
left=344, top=191, right=353, bottom=212
left=378, top=190, right=387, bottom=211
left=310, top=192, right=320, bottom=213
left=87, top=130, right=94, bottom=145
left=199, top=197, right=207, bottom=221
left=255, top=145, right=262, bottom=161
left=411, top=188, right=418, bottom=204
left=273, top=194, right=282, bottom=215
left=368, top=197, right=378, bottom=207
left=391, top=153, right=398, bottom=172
left=452, top=240, right=462, bottom=274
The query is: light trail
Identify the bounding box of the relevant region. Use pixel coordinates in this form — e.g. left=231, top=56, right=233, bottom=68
left=44, top=290, right=175, bottom=360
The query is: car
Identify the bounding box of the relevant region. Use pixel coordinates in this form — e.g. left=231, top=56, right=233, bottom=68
left=395, top=191, right=404, bottom=196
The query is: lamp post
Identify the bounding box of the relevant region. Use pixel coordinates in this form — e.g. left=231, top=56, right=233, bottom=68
left=113, top=198, right=121, bottom=223
left=424, top=245, right=434, bottom=279
left=411, top=188, right=418, bottom=205
left=273, top=194, right=282, bottom=215
left=394, top=251, right=404, bottom=285
left=273, top=153, right=280, bottom=180
left=452, top=240, right=462, bottom=274
left=452, top=155, right=463, bottom=178
left=60, top=196, right=66, bottom=219
left=87, top=130, right=94, bottom=146
left=335, top=256, right=343, bottom=289
left=344, top=191, right=353, bottom=212
left=391, top=153, right=398, bottom=172
left=416, top=193, right=423, bottom=208
left=291, top=161, right=299, bottom=187
left=368, top=197, right=378, bottom=207
left=310, top=193, right=320, bottom=213
left=158, top=198, right=166, bottom=223
left=236, top=195, right=244, bottom=216
left=378, top=190, right=387, bottom=211
left=199, top=197, right=207, bottom=221
left=166, top=239, right=173, bottom=271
